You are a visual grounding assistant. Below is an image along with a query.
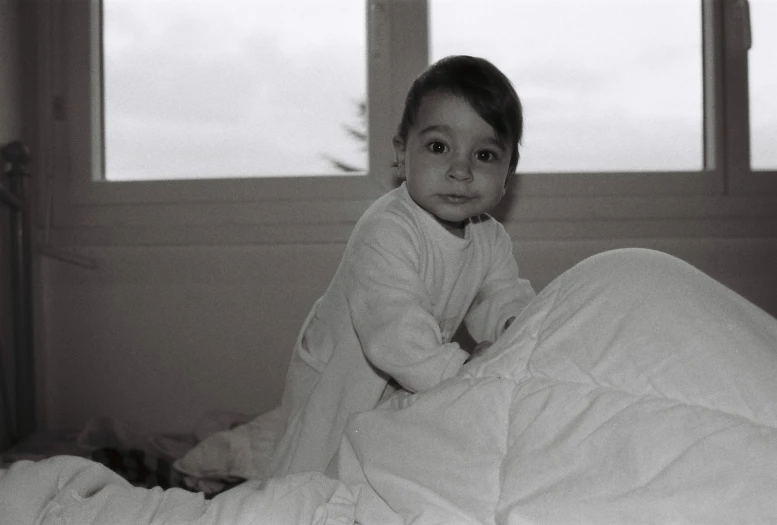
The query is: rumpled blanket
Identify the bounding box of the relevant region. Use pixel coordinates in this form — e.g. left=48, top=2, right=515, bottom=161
left=338, top=248, right=777, bottom=523
left=3, top=249, right=777, bottom=524
left=0, top=455, right=356, bottom=525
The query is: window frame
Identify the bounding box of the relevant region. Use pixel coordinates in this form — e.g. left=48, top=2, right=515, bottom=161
left=37, top=0, right=777, bottom=244
left=60, top=0, right=387, bottom=205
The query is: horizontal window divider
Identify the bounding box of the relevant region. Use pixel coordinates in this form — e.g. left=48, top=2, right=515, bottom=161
left=727, top=170, right=777, bottom=196
left=44, top=213, right=777, bottom=248
left=513, top=171, right=725, bottom=197
left=69, top=171, right=731, bottom=206
left=499, top=194, right=777, bottom=222
left=60, top=198, right=377, bottom=227
left=68, top=174, right=387, bottom=205
left=54, top=191, right=777, bottom=230
left=65, top=169, right=777, bottom=212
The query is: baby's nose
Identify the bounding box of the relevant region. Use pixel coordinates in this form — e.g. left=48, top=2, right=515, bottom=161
left=447, top=157, right=473, bottom=181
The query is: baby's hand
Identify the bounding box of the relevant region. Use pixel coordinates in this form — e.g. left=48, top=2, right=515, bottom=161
left=467, top=340, right=492, bottom=363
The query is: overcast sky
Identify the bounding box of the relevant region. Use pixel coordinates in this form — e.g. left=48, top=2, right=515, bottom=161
left=103, top=0, right=776, bottom=180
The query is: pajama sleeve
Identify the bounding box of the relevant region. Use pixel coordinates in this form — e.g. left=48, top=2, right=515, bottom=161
left=464, top=224, right=536, bottom=343
left=343, top=216, right=470, bottom=393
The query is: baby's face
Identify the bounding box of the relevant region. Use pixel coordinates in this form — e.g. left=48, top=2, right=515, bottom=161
left=393, top=92, right=512, bottom=236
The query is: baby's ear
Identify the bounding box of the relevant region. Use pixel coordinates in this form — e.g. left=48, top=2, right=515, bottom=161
left=392, top=135, right=406, bottom=156
left=392, top=135, right=407, bottom=177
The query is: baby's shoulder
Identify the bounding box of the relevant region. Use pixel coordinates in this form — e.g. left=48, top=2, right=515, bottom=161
left=345, top=197, right=425, bottom=268
left=354, top=192, right=423, bottom=240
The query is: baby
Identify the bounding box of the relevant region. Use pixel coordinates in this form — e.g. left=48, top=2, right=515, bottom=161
left=269, top=55, right=536, bottom=478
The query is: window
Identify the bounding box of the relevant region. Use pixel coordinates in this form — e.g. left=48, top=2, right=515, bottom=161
left=431, top=0, right=703, bottom=173
left=749, top=0, right=777, bottom=170
left=102, top=0, right=368, bottom=180
left=44, top=0, right=776, bottom=222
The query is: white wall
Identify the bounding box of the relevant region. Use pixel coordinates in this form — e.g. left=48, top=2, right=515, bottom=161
left=41, top=243, right=342, bottom=431
left=40, top=232, right=777, bottom=434
left=18, top=0, right=777, bottom=437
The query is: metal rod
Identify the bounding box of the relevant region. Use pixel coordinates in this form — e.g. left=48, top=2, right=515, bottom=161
left=0, top=184, right=22, bottom=210
left=2, top=140, right=36, bottom=444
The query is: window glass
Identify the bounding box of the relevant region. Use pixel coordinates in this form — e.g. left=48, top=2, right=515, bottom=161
left=430, top=0, right=703, bottom=173
left=749, top=0, right=777, bottom=171
left=102, top=0, right=367, bottom=180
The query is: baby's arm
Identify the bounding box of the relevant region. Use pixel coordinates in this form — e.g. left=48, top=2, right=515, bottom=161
left=345, top=218, right=469, bottom=393
left=466, top=317, right=515, bottom=363
left=465, top=225, right=535, bottom=344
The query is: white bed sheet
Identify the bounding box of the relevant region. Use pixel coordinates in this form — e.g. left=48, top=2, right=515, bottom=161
left=2, top=249, right=777, bottom=524
left=0, top=455, right=356, bottom=525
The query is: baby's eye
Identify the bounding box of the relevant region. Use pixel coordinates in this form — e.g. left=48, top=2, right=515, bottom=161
left=426, top=141, right=448, bottom=154
left=476, top=149, right=499, bottom=162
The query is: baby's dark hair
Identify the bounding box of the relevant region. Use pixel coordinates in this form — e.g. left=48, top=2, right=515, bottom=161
left=396, top=55, right=523, bottom=174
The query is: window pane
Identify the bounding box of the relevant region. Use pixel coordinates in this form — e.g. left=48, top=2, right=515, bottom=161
left=430, top=0, right=703, bottom=173
left=102, top=0, right=367, bottom=180
left=749, top=0, right=777, bottom=171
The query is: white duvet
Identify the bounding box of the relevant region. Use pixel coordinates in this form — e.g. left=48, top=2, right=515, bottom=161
left=3, top=249, right=777, bottom=524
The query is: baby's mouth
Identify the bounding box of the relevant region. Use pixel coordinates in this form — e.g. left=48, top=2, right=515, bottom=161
left=441, top=194, right=472, bottom=204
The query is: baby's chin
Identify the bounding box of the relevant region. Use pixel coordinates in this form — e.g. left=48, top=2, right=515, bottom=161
left=434, top=205, right=487, bottom=224
left=432, top=212, right=473, bottom=233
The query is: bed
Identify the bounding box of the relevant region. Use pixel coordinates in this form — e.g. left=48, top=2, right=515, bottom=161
left=2, top=140, right=777, bottom=523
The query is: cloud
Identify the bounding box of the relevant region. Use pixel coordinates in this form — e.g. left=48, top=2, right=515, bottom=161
left=102, top=0, right=774, bottom=179
left=103, top=0, right=368, bottom=179
left=520, top=110, right=702, bottom=172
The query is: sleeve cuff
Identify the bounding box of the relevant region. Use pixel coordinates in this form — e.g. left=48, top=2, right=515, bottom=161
left=440, top=345, right=470, bottom=381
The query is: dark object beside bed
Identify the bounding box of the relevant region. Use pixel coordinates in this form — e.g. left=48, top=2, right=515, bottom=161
left=1, top=140, right=35, bottom=452
left=1, top=142, right=201, bottom=492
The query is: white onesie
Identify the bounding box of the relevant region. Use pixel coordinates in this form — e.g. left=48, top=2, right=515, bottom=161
left=269, top=182, right=536, bottom=477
